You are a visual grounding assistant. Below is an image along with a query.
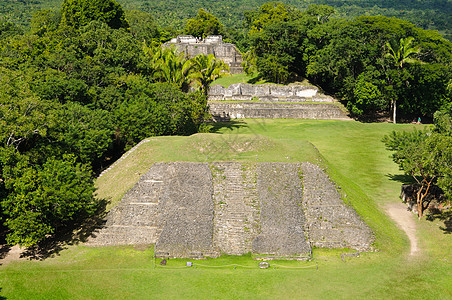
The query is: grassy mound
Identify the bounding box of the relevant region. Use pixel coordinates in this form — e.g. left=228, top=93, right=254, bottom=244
left=95, top=132, right=321, bottom=209
left=212, top=73, right=314, bottom=88
left=2, top=119, right=450, bottom=299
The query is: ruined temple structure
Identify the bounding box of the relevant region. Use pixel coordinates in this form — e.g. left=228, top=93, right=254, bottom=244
left=208, top=83, right=352, bottom=120
left=88, top=162, right=374, bottom=260
left=165, top=35, right=244, bottom=74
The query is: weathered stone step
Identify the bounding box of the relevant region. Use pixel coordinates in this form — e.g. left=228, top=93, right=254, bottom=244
left=106, top=204, right=160, bottom=227
left=87, top=226, right=161, bottom=246
left=212, top=162, right=259, bottom=255
left=209, top=102, right=350, bottom=120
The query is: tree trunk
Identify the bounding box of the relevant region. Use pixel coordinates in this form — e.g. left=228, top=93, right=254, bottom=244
left=392, top=99, right=397, bottom=124
left=416, top=192, right=423, bottom=219
left=416, top=181, right=432, bottom=219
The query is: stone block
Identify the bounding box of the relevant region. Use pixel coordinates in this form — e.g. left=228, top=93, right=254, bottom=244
left=240, top=84, right=256, bottom=96
left=209, top=85, right=226, bottom=96
left=229, top=83, right=242, bottom=96
left=294, top=88, right=318, bottom=98
left=270, top=85, right=294, bottom=97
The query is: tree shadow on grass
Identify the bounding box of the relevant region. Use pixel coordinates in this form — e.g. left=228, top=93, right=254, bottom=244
left=0, top=227, right=10, bottom=261
left=0, top=288, right=7, bottom=300
left=426, top=209, right=452, bottom=234
left=209, top=120, right=248, bottom=133
left=386, top=173, right=415, bottom=185
left=247, top=74, right=264, bottom=84
left=20, top=199, right=109, bottom=260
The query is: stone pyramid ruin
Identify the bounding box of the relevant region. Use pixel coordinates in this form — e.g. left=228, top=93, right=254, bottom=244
left=87, top=162, right=374, bottom=260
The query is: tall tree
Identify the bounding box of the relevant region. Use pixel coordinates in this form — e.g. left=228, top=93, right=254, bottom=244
left=61, top=0, right=129, bottom=29
left=1, top=154, right=97, bottom=246
left=385, top=36, right=421, bottom=123
left=383, top=106, right=452, bottom=218
left=147, top=46, right=193, bottom=91
left=184, top=9, right=224, bottom=38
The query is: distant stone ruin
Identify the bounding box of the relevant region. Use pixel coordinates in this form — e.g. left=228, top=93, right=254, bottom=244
left=165, top=35, right=244, bottom=74
left=208, top=83, right=333, bottom=102
left=88, top=162, right=374, bottom=260
left=208, top=83, right=350, bottom=120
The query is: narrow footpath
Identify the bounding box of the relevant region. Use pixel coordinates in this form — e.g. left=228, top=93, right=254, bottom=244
left=385, top=203, right=419, bottom=256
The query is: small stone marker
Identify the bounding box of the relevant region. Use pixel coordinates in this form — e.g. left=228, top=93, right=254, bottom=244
left=187, top=262, right=193, bottom=267
left=259, top=262, right=270, bottom=269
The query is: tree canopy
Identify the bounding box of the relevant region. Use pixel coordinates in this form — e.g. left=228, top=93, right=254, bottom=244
left=0, top=0, right=214, bottom=247
left=184, top=8, right=225, bottom=38
left=61, top=0, right=129, bottom=29
left=244, top=4, right=451, bottom=121
left=383, top=106, right=452, bottom=218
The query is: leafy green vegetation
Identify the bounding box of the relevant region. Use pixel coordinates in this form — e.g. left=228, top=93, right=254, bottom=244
left=184, top=8, right=225, bottom=38
left=61, top=0, right=129, bottom=29
left=0, top=2, right=450, bottom=297
left=0, top=0, right=218, bottom=247
left=245, top=4, right=451, bottom=121
left=1, top=0, right=450, bottom=41
left=383, top=106, right=452, bottom=218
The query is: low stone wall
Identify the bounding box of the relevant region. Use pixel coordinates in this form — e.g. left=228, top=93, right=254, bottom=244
left=209, top=102, right=350, bottom=120
left=208, top=83, right=334, bottom=102
left=88, top=162, right=374, bottom=258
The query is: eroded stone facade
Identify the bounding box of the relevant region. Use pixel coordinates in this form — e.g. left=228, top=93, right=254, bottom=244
left=88, top=162, right=374, bottom=260
left=165, top=35, right=244, bottom=74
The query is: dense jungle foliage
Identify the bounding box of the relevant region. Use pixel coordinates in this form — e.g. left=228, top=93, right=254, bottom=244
left=0, top=0, right=227, bottom=247
left=0, top=0, right=451, bottom=41
left=0, top=0, right=450, bottom=248
left=243, top=2, right=451, bottom=122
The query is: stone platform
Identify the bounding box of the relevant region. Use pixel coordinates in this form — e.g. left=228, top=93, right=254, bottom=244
left=87, top=162, right=373, bottom=259
left=208, top=83, right=350, bottom=120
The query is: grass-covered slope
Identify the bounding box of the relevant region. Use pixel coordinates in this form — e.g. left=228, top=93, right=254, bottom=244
left=95, top=133, right=320, bottom=209
left=1, top=120, right=451, bottom=299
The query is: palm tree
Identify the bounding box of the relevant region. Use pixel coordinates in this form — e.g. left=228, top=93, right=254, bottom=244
left=188, top=54, right=229, bottom=95
left=143, top=44, right=193, bottom=91
left=385, top=36, right=421, bottom=124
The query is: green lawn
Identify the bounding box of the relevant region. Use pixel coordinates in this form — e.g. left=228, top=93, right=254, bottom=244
left=1, top=119, right=450, bottom=299
left=212, top=73, right=314, bottom=87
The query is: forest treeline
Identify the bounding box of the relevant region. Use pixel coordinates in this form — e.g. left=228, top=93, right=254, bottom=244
left=0, top=0, right=451, bottom=247
left=0, top=0, right=451, bottom=41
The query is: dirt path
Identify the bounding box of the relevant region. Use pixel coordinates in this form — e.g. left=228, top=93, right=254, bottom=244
left=385, top=203, right=419, bottom=256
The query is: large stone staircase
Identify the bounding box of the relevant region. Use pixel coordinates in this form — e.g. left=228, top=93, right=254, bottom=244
left=211, top=162, right=259, bottom=255
left=86, top=164, right=167, bottom=246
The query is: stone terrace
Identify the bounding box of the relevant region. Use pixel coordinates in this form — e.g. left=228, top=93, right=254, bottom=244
left=208, top=83, right=350, bottom=120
